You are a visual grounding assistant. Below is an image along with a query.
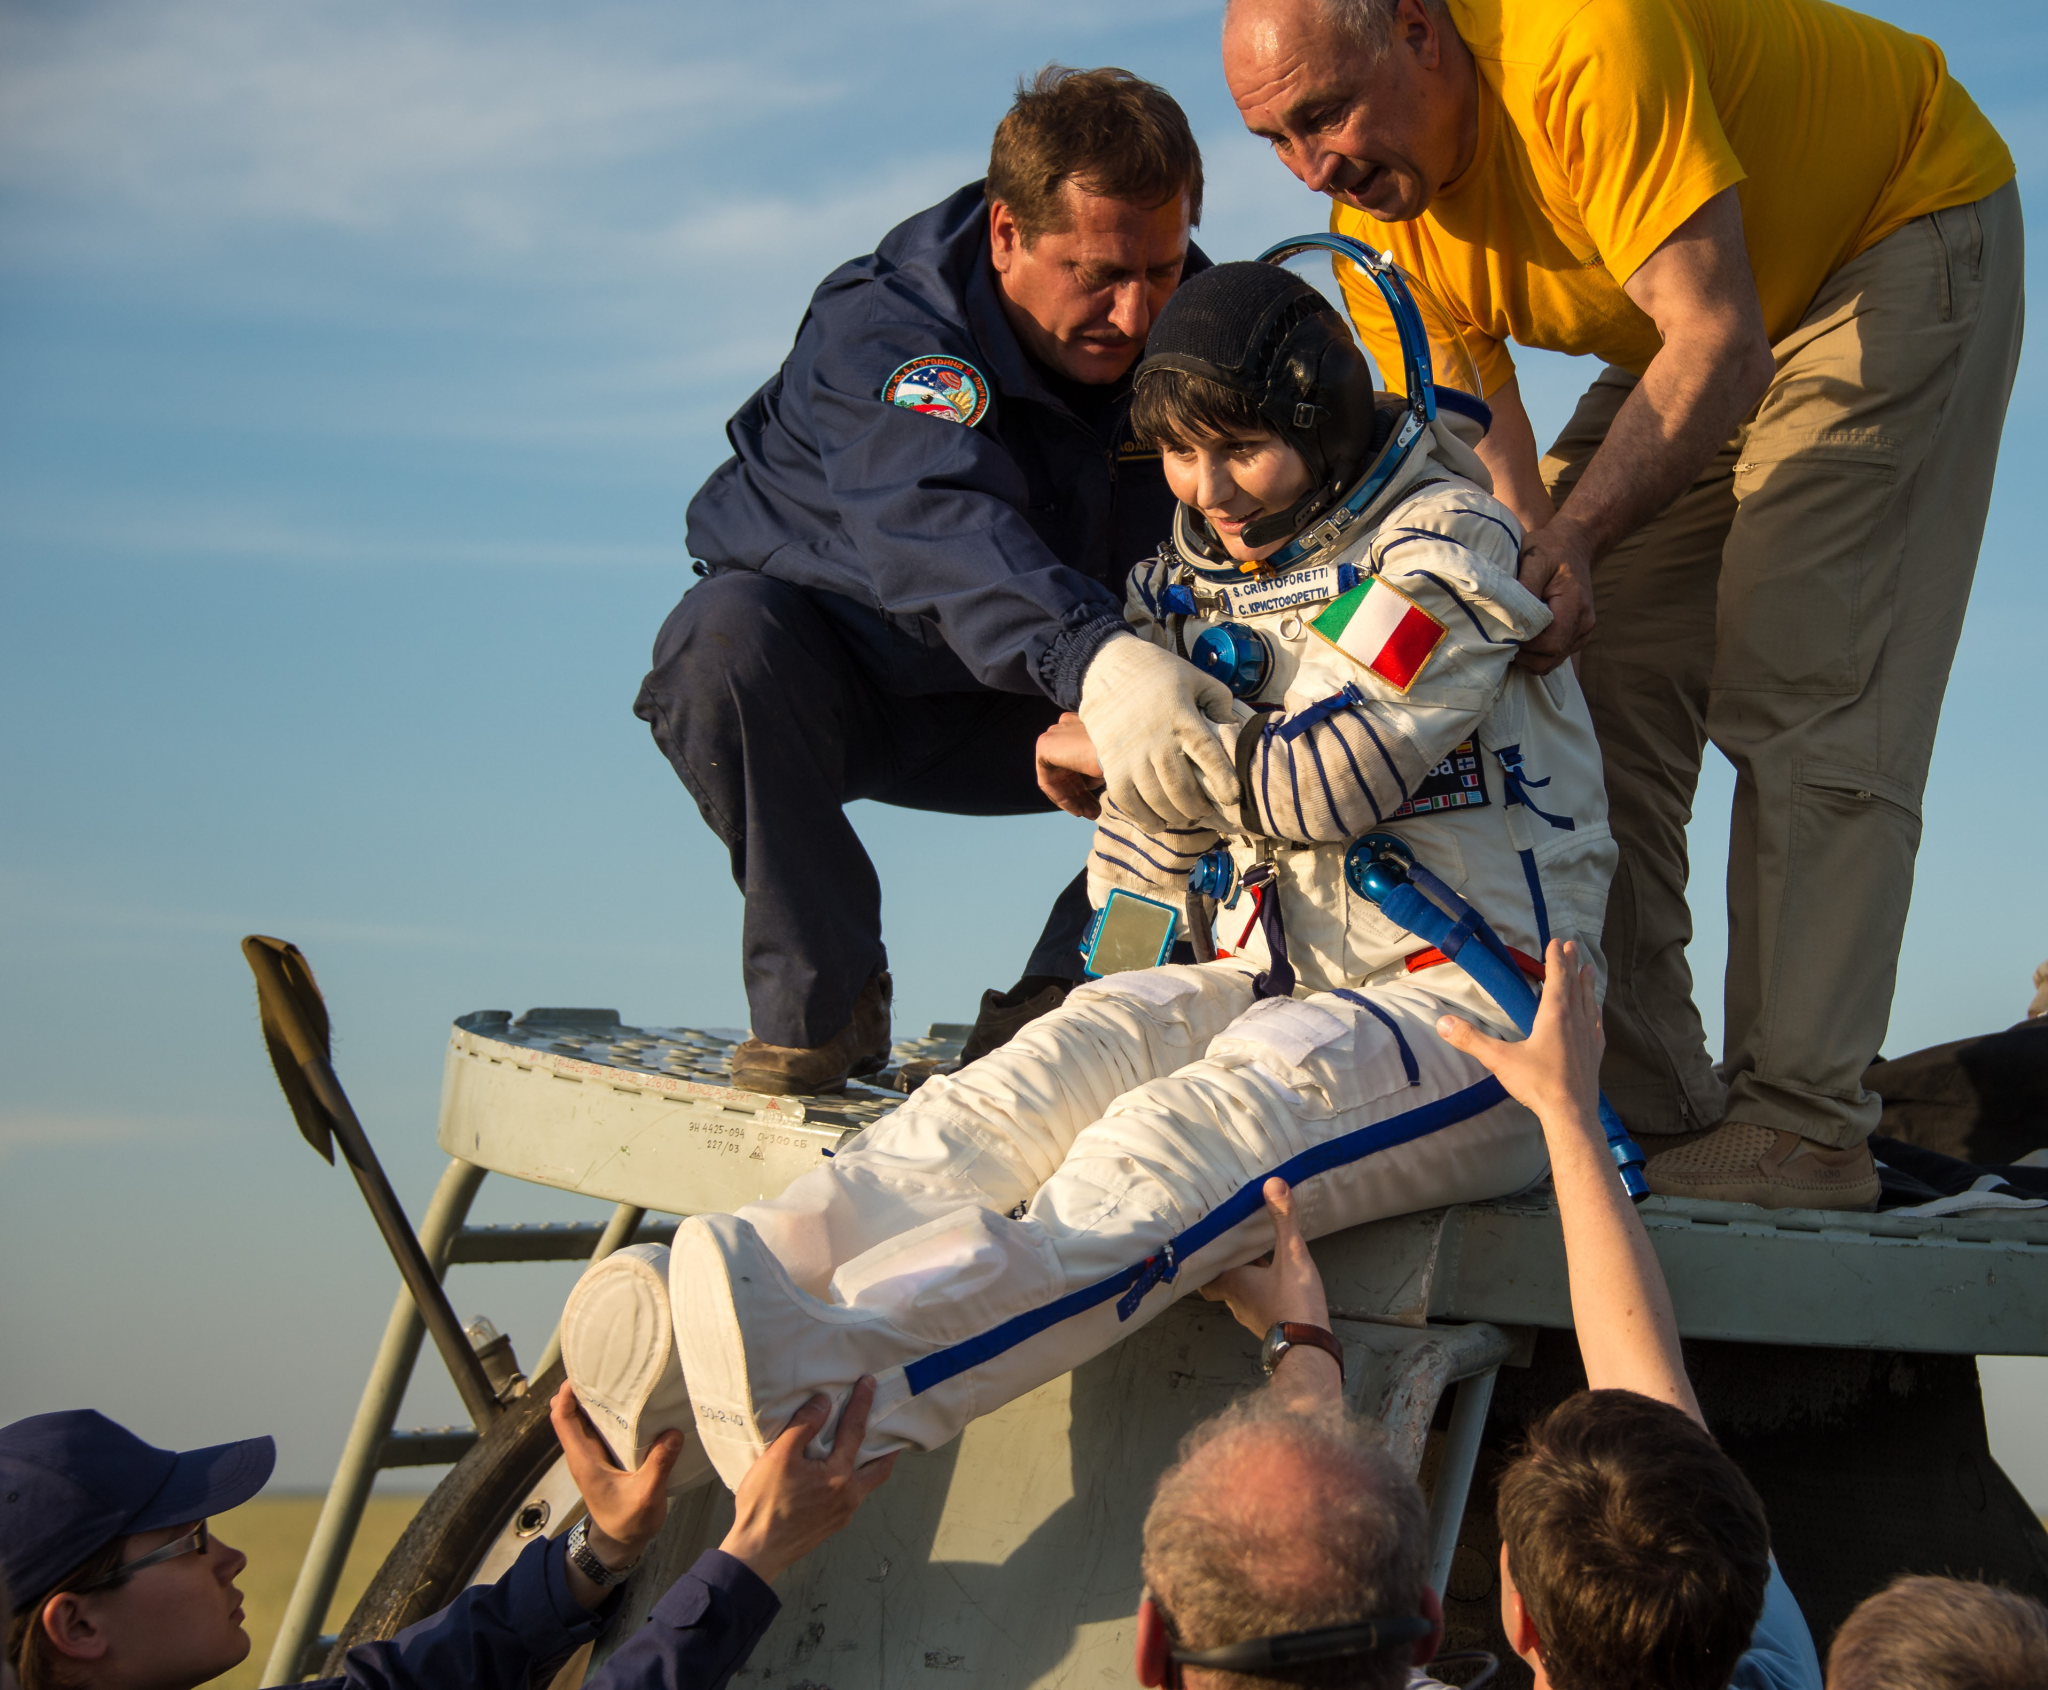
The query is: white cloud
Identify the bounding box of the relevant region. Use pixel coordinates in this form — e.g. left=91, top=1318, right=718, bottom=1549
left=0, top=502, right=685, bottom=570
left=0, top=1, right=834, bottom=245
left=0, top=1108, right=222, bottom=1161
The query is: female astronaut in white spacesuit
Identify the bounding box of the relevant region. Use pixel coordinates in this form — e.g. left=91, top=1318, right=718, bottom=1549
left=561, top=257, right=1620, bottom=1491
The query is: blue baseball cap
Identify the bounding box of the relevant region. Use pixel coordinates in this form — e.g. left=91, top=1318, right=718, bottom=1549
left=0, top=1410, right=274, bottom=1611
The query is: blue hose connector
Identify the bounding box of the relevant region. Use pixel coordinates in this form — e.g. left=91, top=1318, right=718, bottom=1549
left=1342, top=832, right=1416, bottom=904
left=1190, top=622, right=1273, bottom=699
left=1188, top=846, right=1237, bottom=904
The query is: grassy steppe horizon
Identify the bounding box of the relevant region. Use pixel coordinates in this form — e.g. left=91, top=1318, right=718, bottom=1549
left=209, top=1493, right=424, bottom=1690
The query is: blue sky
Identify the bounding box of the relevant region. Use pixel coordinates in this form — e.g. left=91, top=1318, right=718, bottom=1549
left=3, top=0, right=2045, bottom=1502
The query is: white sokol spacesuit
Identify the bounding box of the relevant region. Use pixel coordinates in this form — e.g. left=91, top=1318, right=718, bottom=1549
left=656, top=261, right=1618, bottom=1488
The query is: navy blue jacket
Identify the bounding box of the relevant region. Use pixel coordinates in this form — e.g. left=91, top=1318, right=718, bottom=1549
left=685, top=181, right=1206, bottom=708
left=297, top=1536, right=777, bottom=1690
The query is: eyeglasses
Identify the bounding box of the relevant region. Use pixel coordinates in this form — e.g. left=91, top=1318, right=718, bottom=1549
left=1152, top=1592, right=1496, bottom=1688
left=71, top=1520, right=209, bottom=1593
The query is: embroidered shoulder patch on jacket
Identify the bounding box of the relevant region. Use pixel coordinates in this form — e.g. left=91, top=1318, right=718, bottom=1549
left=1307, top=576, right=1447, bottom=692
left=882, top=356, right=990, bottom=427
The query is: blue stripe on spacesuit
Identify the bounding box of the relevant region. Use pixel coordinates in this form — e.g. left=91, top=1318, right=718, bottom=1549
left=898, top=1073, right=1510, bottom=1397
left=1329, top=990, right=1421, bottom=1085
left=1353, top=714, right=1405, bottom=794
left=1097, top=826, right=1200, bottom=877
left=1303, top=734, right=1341, bottom=831
left=1329, top=721, right=1384, bottom=824
left=1517, top=848, right=1550, bottom=950
left=1383, top=511, right=1521, bottom=554
left=1092, top=849, right=1154, bottom=883
left=1252, top=706, right=1418, bottom=842
left=1286, top=739, right=1309, bottom=837
left=1457, top=507, right=1523, bottom=550
left=1405, top=569, right=1516, bottom=646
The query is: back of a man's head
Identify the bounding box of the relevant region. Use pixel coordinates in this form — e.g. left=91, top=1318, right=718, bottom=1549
left=1828, top=1575, right=2048, bottom=1690
left=1141, top=1395, right=1426, bottom=1690
left=1496, top=1389, right=1770, bottom=1690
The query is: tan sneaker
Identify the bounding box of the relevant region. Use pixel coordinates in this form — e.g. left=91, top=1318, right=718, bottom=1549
left=728, top=970, right=892, bottom=1096
left=1644, top=1121, right=1880, bottom=1211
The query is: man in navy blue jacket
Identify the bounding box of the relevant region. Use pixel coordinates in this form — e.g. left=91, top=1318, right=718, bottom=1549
left=636, top=66, right=1224, bottom=1094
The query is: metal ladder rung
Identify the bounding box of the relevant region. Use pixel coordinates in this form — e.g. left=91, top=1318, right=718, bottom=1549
left=447, top=1217, right=677, bottom=1264
left=381, top=1426, right=482, bottom=1468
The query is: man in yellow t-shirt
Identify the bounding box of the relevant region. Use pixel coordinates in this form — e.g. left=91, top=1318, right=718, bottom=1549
left=1223, top=0, right=2022, bottom=1209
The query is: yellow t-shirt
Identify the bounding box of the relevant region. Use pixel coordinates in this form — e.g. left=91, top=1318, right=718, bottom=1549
left=1336, top=0, right=2013, bottom=396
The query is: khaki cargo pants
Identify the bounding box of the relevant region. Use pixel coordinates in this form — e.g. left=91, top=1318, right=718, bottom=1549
left=1546, top=181, right=2025, bottom=1148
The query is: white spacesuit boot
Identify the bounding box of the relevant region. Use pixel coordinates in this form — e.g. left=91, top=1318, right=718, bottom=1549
left=559, top=1243, right=715, bottom=1493
left=671, top=971, right=1545, bottom=1486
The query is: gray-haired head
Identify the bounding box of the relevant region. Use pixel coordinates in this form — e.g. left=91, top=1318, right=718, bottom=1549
left=1141, top=1393, right=1428, bottom=1690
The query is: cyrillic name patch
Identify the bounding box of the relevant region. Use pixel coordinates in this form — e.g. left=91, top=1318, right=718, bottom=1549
left=1308, top=576, right=1447, bottom=691
left=1217, top=564, right=1344, bottom=620
left=1391, top=740, right=1489, bottom=818
left=882, top=356, right=990, bottom=427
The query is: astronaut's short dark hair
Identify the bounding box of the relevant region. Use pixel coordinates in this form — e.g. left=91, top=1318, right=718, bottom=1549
left=1131, top=368, right=1271, bottom=454
left=987, top=65, right=1203, bottom=242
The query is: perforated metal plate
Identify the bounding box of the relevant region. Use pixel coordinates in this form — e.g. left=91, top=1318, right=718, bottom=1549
left=436, top=1008, right=965, bottom=1213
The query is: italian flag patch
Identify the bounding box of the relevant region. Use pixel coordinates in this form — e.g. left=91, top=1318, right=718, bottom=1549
left=1308, top=576, right=1447, bottom=692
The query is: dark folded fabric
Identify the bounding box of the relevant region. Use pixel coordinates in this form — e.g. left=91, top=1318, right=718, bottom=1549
left=1864, top=1017, right=2048, bottom=1166
left=1869, top=1134, right=2048, bottom=1211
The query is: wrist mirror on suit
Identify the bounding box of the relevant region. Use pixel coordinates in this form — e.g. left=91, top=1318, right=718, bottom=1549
left=1080, top=889, right=1180, bottom=977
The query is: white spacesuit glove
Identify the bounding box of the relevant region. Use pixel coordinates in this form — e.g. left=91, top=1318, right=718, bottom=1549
left=1077, top=633, right=1239, bottom=832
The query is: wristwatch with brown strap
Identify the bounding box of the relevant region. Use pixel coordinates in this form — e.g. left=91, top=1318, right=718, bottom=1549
left=1259, top=1321, right=1345, bottom=1383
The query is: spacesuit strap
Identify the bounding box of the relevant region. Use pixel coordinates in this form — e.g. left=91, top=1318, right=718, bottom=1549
left=1234, top=705, right=1285, bottom=838
left=1241, top=860, right=1296, bottom=1002
left=1470, top=727, right=1543, bottom=945
left=1495, top=743, right=1575, bottom=831
left=1406, top=861, right=1530, bottom=995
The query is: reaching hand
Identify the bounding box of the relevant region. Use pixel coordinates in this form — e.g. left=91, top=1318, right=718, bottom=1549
left=552, top=1382, right=681, bottom=1571
left=1036, top=712, right=1106, bottom=819
left=1200, top=1178, right=1330, bottom=1336
left=1078, top=634, right=1238, bottom=831
left=720, top=1377, right=898, bottom=1585
left=1437, top=940, right=1704, bottom=1425
left=1433, top=939, right=1605, bottom=1130
left=1513, top=519, right=1595, bottom=674
left=1201, top=1180, right=1341, bottom=1407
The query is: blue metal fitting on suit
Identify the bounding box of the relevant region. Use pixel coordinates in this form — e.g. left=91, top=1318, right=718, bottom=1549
left=1190, top=622, right=1273, bottom=699
left=1188, top=846, right=1238, bottom=904
left=1343, top=832, right=1416, bottom=905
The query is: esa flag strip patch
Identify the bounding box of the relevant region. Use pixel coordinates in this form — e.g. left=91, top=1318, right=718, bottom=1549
left=1308, top=577, right=1447, bottom=692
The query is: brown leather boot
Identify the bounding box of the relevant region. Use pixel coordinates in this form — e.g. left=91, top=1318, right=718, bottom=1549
left=957, top=975, right=1072, bottom=1067
left=1644, top=1121, right=1880, bottom=1210
left=728, top=971, right=892, bottom=1096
